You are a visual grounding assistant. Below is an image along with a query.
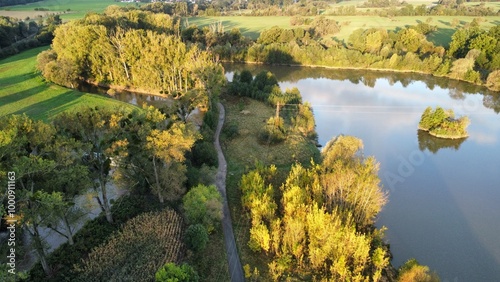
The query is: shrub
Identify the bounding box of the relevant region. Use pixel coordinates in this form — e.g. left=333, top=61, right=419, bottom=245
left=155, top=262, right=199, bottom=282
left=185, top=224, right=209, bottom=252
left=258, top=117, right=286, bottom=144
left=191, top=140, right=218, bottom=167
left=183, top=184, right=223, bottom=233
left=290, top=16, right=305, bottom=26
left=202, top=105, right=218, bottom=130
left=222, top=121, right=239, bottom=140
left=311, top=16, right=340, bottom=36
left=398, top=259, right=439, bottom=282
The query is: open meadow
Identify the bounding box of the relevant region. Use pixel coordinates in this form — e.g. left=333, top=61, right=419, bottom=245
left=0, top=47, right=135, bottom=121
left=0, top=0, right=136, bottom=21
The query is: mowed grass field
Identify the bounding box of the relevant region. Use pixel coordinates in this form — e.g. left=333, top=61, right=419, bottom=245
left=0, top=0, right=136, bottom=21
left=188, top=15, right=500, bottom=46
left=0, top=47, right=135, bottom=122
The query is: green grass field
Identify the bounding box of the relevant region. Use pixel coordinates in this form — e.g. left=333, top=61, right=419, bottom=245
left=0, top=0, right=137, bottom=21
left=0, top=47, right=135, bottom=121
left=186, top=16, right=295, bottom=39
left=188, top=15, right=500, bottom=46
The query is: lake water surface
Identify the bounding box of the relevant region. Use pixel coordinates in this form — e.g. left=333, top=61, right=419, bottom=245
left=223, top=64, right=500, bottom=281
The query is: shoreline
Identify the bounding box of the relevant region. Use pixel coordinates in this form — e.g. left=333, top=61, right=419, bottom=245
left=82, top=79, right=174, bottom=100
left=221, top=60, right=499, bottom=93
left=418, top=128, right=469, bottom=139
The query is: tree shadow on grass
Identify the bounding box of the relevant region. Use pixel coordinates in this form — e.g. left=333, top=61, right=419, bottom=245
left=263, top=48, right=299, bottom=65
left=0, top=83, right=48, bottom=106
left=0, top=72, right=38, bottom=89
left=237, top=27, right=259, bottom=40
left=438, top=20, right=451, bottom=27
left=13, top=90, right=82, bottom=121
left=427, top=27, right=455, bottom=47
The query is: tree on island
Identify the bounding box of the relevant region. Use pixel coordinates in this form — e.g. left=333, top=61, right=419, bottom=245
left=418, top=106, right=469, bottom=139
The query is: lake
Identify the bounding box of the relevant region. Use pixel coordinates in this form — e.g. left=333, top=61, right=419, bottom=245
left=223, top=64, right=500, bottom=281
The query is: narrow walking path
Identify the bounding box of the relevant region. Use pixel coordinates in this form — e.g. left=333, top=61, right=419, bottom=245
left=214, top=102, right=245, bottom=282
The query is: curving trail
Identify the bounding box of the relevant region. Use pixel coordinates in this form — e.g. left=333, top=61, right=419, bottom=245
left=214, top=102, right=245, bottom=282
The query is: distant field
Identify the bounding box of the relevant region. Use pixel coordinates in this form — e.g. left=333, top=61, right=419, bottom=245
left=188, top=15, right=500, bottom=46
left=0, top=47, right=135, bottom=121
left=187, top=16, right=295, bottom=39
left=0, top=0, right=136, bottom=21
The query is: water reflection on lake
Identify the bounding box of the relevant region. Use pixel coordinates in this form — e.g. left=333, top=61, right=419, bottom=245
left=224, top=64, right=500, bottom=281
left=79, top=83, right=172, bottom=108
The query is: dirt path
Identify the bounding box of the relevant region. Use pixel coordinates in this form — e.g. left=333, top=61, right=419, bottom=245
left=214, top=102, right=245, bottom=282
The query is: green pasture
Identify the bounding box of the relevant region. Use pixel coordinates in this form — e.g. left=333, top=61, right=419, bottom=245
left=334, top=15, right=500, bottom=46
left=0, top=0, right=137, bottom=21
left=188, top=15, right=500, bottom=46
left=186, top=16, right=295, bottom=39
left=0, top=47, right=135, bottom=122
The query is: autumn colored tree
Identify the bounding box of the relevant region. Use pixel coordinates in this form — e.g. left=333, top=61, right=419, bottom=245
left=0, top=115, right=91, bottom=275
left=53, top=107, right=128, bottom=223
left=240, top=135, right=390, bottom=280
left=38, top=9, right=225, bottom=97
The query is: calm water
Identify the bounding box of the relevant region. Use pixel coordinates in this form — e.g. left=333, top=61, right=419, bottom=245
left=224, top=64, right=500, bottom=281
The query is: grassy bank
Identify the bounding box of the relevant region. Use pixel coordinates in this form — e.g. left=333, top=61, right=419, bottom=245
left=220, top=94, right=319, bottom=278
left=0, top=47, right=135, bottom=122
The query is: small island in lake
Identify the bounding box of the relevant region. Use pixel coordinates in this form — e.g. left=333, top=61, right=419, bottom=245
left=418, top=106, right=470, bottom=139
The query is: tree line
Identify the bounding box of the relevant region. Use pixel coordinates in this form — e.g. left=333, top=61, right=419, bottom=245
left=0, top=15, right=61, bottom=59
left=140, top=0, right=498, bottom=17
left=166, top=0, right=500, bottom=17
left=184, top=19, right=500, bottom=91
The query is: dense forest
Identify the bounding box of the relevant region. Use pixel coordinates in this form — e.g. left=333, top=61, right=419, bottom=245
left=37, top=7, right=225, bottom=97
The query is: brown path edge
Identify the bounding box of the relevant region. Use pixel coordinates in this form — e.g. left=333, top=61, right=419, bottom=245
left=214, top=102, right=245, bottom=282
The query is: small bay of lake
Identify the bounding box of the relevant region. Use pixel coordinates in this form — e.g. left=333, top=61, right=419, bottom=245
left=224, top=64, right=500, bottom=281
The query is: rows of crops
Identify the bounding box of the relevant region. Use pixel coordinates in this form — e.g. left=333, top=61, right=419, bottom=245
left=75, top=209, right=185, bottom=281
